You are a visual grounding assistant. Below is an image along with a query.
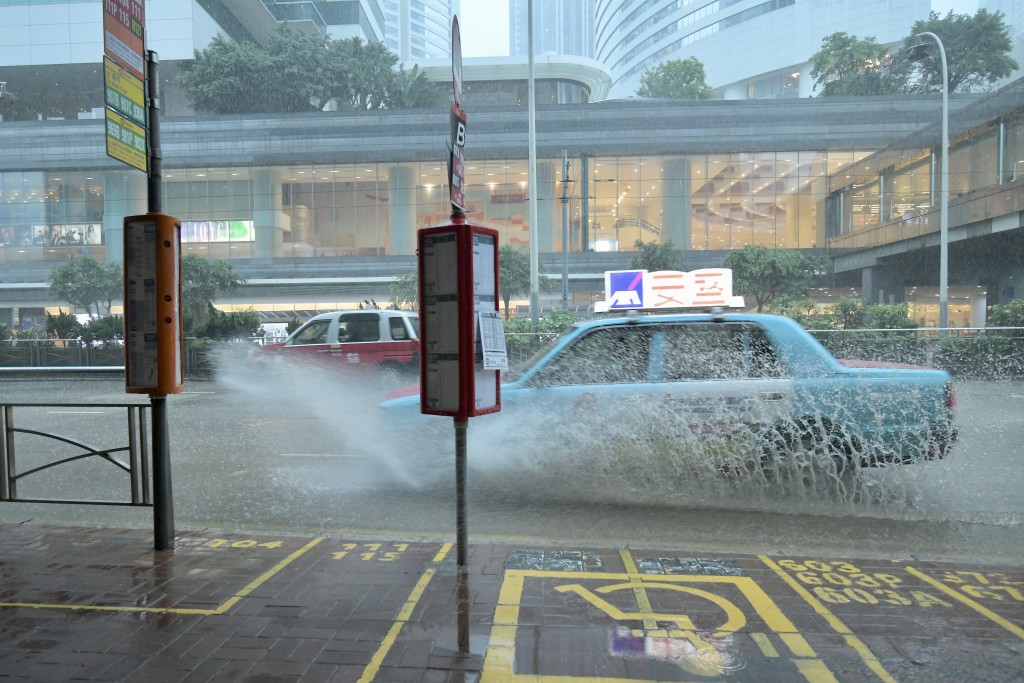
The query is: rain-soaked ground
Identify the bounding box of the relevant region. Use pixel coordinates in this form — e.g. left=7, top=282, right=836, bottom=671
left=1, top=349, right=1021, bottom=563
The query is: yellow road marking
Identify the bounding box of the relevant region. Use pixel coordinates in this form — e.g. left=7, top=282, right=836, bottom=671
left=751, top=632, right=779, bottom=657
left=794, top=658, right=841, bottom=682
left=214, top=537, right=324, bottom=614
left=358, top=542, right=452, bottom=683
left=619, top=549, right=658, bottom=631
left=905, top=566, right=1024, bottom=640
left=0, top=537, right=324, bottom=615
left=759, top=555, right=896, bottom=683
left=484, top=562, right=842, bottom=682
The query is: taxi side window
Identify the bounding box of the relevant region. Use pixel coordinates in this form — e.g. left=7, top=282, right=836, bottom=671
left=533, top=328, right=651, bottom=386
left=389, top=317, right=408, bottom=341
left=662, top=324, right=783, bottom=380
left=340, top=313, right=381, bottom=342
left=746, top=328, right=784, bottom=378
left=291, top=319, right=331, bottom=345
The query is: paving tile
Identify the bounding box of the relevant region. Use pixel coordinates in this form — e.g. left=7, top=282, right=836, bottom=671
left=1, top=523, right=1022, bottom=682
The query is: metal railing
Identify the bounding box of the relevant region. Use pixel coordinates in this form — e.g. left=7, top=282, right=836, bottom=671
left=505, top=326, right=1024, bottom=379
left=3, top=327, right=1023, bottom=380
left=1, top=402, right=151, bottom=506
left=0, top=338, right=222, bottom=379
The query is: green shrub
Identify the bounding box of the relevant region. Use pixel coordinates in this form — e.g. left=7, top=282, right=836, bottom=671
left=81, top=315, right=124, bottom=344
left=46, top=311, right=84, bottom=339
left=191, top=309, right=263, bottom=340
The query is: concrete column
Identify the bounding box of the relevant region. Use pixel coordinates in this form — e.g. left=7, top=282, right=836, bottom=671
left=662, top=157, right=692, bottom=249
left=861, top=265, right=903, bottom=305
left=252, top=169, right=286, bottom=259
left=388, top=165, right=416, bottom=256
left=103, top=170, right=147, bottom=265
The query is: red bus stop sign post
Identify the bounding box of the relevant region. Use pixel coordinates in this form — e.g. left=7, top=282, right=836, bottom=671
left=418, top=220, right=505, bottom=574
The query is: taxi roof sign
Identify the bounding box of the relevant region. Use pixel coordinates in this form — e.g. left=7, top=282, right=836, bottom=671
left=593, top=268, right=745, bottom=313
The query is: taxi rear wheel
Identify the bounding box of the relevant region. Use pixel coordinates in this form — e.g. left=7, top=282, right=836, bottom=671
left=760, top=416, right=859, bottom=476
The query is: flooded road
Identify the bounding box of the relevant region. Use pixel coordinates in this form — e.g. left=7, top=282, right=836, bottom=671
left=1, top=374, right=1021, bottom=564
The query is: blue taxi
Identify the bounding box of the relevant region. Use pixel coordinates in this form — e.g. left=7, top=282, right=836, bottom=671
left=381, top=310, right=957, bottom=475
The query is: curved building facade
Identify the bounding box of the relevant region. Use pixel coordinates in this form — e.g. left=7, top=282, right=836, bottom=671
left=596, top=0, right=930, bottom=99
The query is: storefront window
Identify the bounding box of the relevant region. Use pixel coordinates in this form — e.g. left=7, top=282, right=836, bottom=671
left=888, top=153, right=932, bottom=223
left=1005, top=111, right=1024, bottom=182
left=949, top=124, right=998, bottom=198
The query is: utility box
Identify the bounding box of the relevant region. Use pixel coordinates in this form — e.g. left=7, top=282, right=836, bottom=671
left=418, top=219, right=505, bottom=420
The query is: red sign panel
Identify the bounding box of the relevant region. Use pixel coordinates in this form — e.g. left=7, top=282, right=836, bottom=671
left=449, top=104, right=467, bottom=211
left=103, top=0, right=146, bottom=81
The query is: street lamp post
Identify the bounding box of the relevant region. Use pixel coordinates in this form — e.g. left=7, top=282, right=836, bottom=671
left=909, top=31, right=949, bottom=330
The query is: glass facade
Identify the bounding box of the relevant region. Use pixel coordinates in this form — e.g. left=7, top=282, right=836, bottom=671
left=826, top=87, right=1024, bottom=328
left=4, top=94, right=1021, bottom=276
left=0, top=149, right=864, bottom=264
left=828, top=106, right=1024, bottom=245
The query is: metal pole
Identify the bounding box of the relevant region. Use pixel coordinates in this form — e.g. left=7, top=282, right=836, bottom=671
left=527, top=0, right=539, bottom=331
left=581, top=155, right=589, bottom=252
left=937, top=37, right=949, bottom=333
left=913, top=32, right=948, bottom=332
left=151, top=395, right=174, bottom=550
left=146, top=49, right=173, bottom=550
left=1, top=406, right=13, bottom=500
left=454, top=418, right=468, bottom=568
left=147, top=51, right=162, bottom=213
left=561, top=149, right=569, bottom=310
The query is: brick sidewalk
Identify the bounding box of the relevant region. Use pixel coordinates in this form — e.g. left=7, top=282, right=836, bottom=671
left=0, top=523, right=1022, bottom=682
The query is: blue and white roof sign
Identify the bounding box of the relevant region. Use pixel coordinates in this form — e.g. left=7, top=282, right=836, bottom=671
left=594, top=268, right=745, bottom=312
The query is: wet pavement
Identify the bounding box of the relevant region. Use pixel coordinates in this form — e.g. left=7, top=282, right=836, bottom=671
left=0, top=522, right=1022, bottom=682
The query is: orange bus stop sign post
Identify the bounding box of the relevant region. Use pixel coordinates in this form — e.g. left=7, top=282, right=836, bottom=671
left=121, top=50, right=180, bottom=551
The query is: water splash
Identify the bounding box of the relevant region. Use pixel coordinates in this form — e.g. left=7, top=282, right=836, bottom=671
left=211, top=345, right=1023, bottom=528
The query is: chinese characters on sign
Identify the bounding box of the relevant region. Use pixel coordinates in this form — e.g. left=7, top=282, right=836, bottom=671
left=595, top=269, right=745, bottom=312
left=103, top=0, right=146, bottom=80
left=103, top=0, right=147, bottom=173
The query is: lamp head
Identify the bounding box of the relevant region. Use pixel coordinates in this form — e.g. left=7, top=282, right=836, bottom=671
left=908, top=40, right=933, bottom=62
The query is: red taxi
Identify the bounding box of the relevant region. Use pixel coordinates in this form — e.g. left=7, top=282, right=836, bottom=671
left=253, top=309, right=420, bottom=377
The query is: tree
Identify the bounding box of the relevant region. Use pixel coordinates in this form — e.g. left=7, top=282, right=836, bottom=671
left=81, top=315, right=125, bottom=344
left=824, top=296, right=865, bottom=330
left=390, top=65, right=441, bottom=109
left=810, top=32, right=904, bottom=96
left=636, top=58, right=715, bottom=100
left=630, top=239, right=686, bottom=272
left=768, top=296, right=826, bottom=328
left=179, top=26, right=439, bottom=115
left=900, top=10, right=1018, bottom=94
left=181, top=254, right=247, bottom=331
left=498, top=245, right=554, bottom=320
left=46, top=311, right=84, bottom=339
left=178, top=34, right=280, bottom=114
left=723, top=245, right=828, bottom=312
left=987, top=299, right=1024, bottom=328
left=864, top=303, right=915, bottom=329
left=388, top=272, right=418, bottom=310
left=811, top=11, right=1019, bottom=98
left=47, top=255, right=123, bottom=318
